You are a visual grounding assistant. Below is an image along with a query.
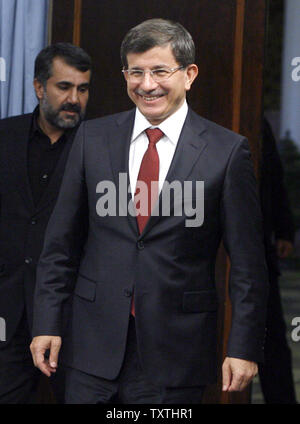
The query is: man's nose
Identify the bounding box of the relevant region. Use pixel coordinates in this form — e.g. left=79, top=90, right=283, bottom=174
left=139, top=71, right=159, bottom=91
left=67, top=88, right=79, bottom=103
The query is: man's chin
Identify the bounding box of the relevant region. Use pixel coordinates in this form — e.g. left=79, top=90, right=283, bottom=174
left=56, top=115, right=81, bottom=129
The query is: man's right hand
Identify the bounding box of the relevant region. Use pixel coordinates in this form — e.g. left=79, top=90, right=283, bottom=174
left=30, top=336, right=62, bottom=377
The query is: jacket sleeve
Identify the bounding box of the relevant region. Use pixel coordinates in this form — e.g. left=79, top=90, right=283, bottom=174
left=32, top=122, right=88, bottom=337
left=221, top=137, right=269, bottom=363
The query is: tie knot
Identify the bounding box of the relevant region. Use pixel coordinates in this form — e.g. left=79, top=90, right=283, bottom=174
left=145, top=128, right=164, bottom=146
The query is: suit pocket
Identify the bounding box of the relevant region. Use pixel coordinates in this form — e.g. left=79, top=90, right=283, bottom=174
left=74, top=274, right=96, bottom=302
left=183, top=290, right=218, bottom=313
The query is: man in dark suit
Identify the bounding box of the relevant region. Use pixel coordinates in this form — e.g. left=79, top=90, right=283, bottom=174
left=258, top=117, right=297, bottom=403
left=31, top=19, right=268, bottom=404
left=0, top=43, right=91, bottom=403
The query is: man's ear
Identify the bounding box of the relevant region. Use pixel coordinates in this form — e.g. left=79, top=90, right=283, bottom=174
left=122, top=68, right=129, bottom=82
left=33, top=79, right=45, bottom=100
left=185, top=64, right=198, bottom=91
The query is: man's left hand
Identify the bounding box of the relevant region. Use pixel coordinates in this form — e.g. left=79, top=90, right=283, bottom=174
left=222, top=357, right=258, bottom=392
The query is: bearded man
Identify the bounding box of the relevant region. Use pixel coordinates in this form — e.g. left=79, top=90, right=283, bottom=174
left=0, top=42, right=91, bottom=404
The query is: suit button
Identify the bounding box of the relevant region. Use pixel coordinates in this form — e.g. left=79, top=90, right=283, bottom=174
left=137, top=241, right=144, bottom=250
left=31, top=219, right=37, bottom=225
left=24, top=257, right=32, bottom=264
left=123, top=288, right=133, bottom=297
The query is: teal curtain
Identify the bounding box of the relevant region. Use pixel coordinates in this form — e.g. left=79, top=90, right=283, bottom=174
left=0, top=0, right=49, bottom=118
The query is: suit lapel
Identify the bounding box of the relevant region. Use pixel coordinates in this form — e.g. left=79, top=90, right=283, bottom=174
left=140, top=109, right=208, bottom=237
left=108, top=109, right=135, bottom=186
left=7, top=114, right=36, bottom=212
left=107, top=109, right=138, bottom=234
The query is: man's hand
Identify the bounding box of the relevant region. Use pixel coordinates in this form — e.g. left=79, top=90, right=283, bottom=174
left=222, top=357, right=258, bottom=392
left=30, top=336, right=62, bottom=377
left=276, top=239, right=293, bottom=259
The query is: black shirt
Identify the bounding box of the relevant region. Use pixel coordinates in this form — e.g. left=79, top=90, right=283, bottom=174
left=28, top=108, right=72, bottom=206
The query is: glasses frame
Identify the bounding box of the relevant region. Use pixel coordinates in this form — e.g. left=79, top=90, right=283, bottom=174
left=122, top=66, right=185, bottom=82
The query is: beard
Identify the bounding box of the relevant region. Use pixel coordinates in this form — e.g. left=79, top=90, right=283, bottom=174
left=40, top=93, right=85, bottom=129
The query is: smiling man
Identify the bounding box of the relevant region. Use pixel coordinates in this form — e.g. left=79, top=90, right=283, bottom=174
left=124, top=43, right=197, bottom=125
left=31, top=19, right=268, bottom=404
left=0, top=43, right=91, bottom=404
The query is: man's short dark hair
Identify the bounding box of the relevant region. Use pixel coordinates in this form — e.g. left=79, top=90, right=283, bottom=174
left=34, top=42, right=92, bottom=85
left=120, top=18, right=195, bottom=69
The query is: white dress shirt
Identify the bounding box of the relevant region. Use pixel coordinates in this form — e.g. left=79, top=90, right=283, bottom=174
left=129, top=100, right=188, bottom=198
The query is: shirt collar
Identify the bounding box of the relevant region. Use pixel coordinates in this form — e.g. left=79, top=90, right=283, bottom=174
left=131, top=100, right=188, bottom=145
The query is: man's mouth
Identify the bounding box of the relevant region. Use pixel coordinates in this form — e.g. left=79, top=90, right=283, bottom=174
left=141, top=95, right=162, bottom=101
left=60, top=103, right=81, bottom=114
left=136, top=92, right=166, bottom=102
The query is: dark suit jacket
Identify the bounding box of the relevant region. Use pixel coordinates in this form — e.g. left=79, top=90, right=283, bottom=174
left=0, top=112, right=76, bottom=346
left=33, top=108, right=268, bottom=387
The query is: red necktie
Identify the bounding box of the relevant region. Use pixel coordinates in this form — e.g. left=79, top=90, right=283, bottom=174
left=131, top=128, right=164, bottom=315
left=135, top=128, right=164, bottom=233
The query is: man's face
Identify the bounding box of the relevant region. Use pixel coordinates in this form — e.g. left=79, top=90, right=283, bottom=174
left=124, top=44, right=198, bottom=125
left=34, top=57, right=91, bottom=129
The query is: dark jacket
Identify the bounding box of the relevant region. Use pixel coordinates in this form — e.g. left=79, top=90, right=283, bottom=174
left=260, top=117, right=295, bottom=275
left=0, top=112, right=77, bottom=346
left=33, top=108, right=269, bottom=387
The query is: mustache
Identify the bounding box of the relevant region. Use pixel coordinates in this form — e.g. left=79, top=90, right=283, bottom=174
left=135, top=89, right=166, bottom=97
left=60, top=103, right=81, bottom=113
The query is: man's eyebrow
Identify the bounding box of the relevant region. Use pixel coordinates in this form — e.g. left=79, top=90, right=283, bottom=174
left=129, top=64, right=169, bottom=70
left=151, top=64, right=169, bottom=69
left=56, top=81, right=73, bottom=86
left=56, top=81, right=90, bottom=87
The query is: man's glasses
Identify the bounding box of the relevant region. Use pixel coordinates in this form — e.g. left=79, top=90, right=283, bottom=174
left=122, top=66, right=184, bottom=83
